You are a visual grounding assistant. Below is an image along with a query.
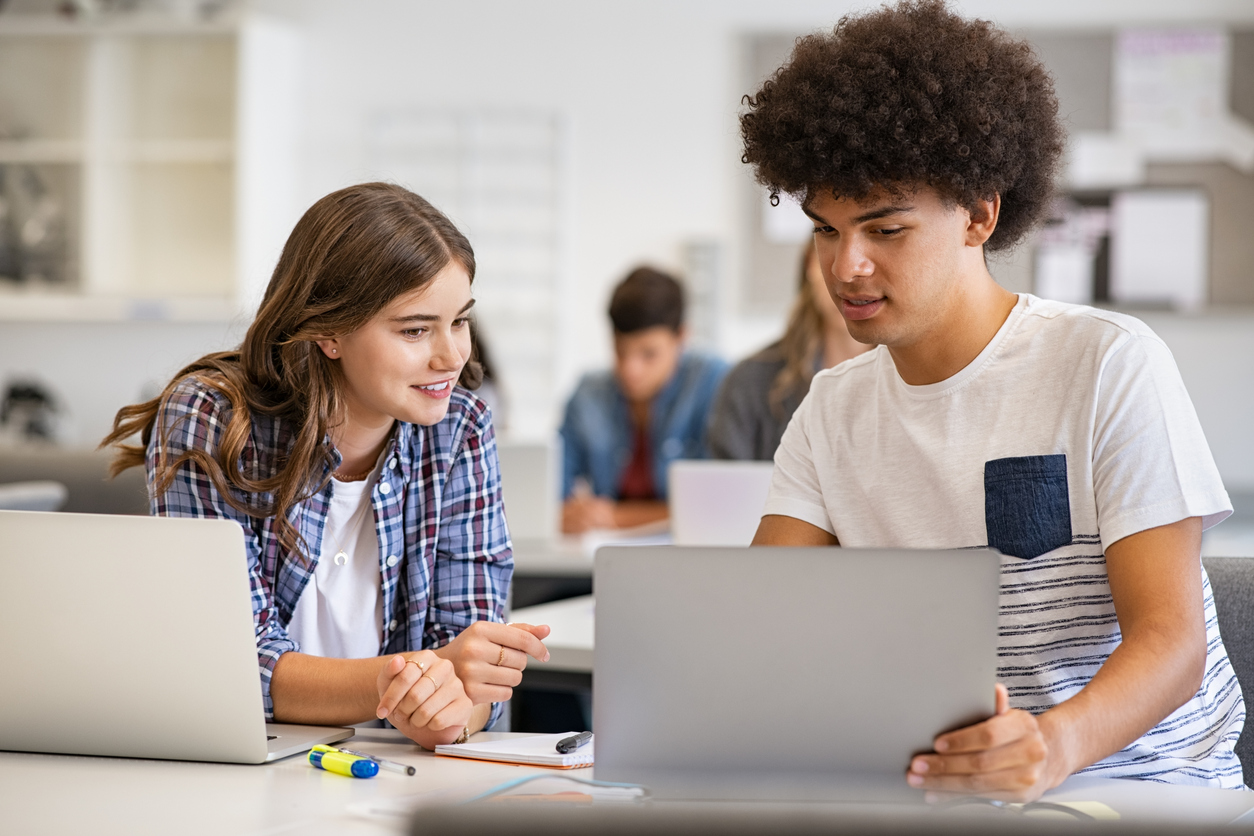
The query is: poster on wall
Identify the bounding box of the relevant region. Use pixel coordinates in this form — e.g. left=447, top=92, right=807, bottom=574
left=1115, top=29, right=1254, bottom=171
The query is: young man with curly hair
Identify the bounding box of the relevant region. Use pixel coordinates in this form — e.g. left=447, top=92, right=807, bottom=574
left=745, top=0, right=1243, bottom=799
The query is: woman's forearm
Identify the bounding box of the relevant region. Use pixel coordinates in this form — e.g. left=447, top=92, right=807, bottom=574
left=270, top=652, right=391, bottom=725
left=270, top=652, right=494, bottom=736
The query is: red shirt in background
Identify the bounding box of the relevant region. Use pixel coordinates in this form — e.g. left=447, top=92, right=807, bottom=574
left=617, top=421, right=656, bottom=500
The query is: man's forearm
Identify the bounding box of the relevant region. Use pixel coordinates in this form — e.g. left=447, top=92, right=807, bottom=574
left=1037, top=624, right=1206, bottom=783
left=612, top=500, right=668, bottom=529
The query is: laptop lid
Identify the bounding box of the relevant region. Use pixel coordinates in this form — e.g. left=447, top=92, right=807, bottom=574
left=0, top=510, right=348, bottom=763
left=497, top=439, right=560, bottom=541
left=668, top=461, right=775, bottom=546
left=593, top=546, right=999, bottom=799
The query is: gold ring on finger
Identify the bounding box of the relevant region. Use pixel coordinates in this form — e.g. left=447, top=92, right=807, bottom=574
left=496, top=645, right=507, bottom=666
left=406, top=659, right=426, bottom=673
left=421, top=672, right=439, bottom=690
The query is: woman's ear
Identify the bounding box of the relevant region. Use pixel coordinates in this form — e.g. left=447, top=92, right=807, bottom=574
left=965, top=194, right=1001, bottom=248
left=315, top=338, right=341, bottom=359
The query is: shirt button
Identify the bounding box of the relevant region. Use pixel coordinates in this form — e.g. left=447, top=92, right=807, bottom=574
left=386, top=554, right=399, bottom=568
left=379, top=482, right=391, bottom=495
left=388, top=619, right=399, bottom=631
left=389, top=457, right=398, bottom=469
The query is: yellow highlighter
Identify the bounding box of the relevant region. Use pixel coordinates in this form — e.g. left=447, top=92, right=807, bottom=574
left=308, top=745, right=379, bottom=778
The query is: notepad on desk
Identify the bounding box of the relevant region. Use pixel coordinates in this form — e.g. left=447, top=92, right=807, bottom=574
left=435, top=733, right=593, bottom=769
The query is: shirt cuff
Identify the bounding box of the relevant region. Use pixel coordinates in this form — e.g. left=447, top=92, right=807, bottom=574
left=1099, top=491, right=1233, bottom=553
left=257, top=639, right=298, bottom=721
left=761, top=496, right=836, bottom=536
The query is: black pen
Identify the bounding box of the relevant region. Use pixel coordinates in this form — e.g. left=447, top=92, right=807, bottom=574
left=556, top=731, right=592, bottom=754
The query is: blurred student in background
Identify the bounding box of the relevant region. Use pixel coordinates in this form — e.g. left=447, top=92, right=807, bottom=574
left=560, top=267, right=727, bottom=533
left=707, top=241, right=871, bottom=460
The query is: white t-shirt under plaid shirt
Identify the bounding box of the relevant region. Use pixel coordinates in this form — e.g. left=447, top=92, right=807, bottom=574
left=148, top=375, right=513, bottom=726
left=765, top=294, right=1244, bottom=786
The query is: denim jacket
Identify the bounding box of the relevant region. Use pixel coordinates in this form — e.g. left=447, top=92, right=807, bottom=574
left=559, top=352, right=728, bottom=500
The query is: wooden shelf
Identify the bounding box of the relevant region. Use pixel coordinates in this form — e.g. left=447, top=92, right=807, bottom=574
left=0, top=290, right=239, bottom=322
left=0, top=13, right=238, bottom=38
left=107, top=140, right=234, bottom=165
left=0, top=139, right=232, bottom=165
left=0, top=140, right=83, bottom=164
left=0, top=14, right=298, bottom=315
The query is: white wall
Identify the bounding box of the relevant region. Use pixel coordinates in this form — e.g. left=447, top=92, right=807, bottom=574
left=249, top=0, right=753, bottom=400
left=245, top=0, right=1254, bottom=374
left=1142, top=312, right=1254, bottom=492
left=0, top=319, right=247, bottom=448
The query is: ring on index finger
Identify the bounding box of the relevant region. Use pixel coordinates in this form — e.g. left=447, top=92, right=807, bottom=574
left=406, top=658, right=426, bottom=674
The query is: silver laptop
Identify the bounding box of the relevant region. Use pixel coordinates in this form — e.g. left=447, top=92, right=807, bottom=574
left=0, top=510, right=352, bottom=763
left=593, top=546, right=999, bottom=800
left=497, top=439, right=560, bottom=541
left=668, top=460, right=775, bottom=546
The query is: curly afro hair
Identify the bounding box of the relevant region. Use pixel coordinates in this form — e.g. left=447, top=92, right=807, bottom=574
left=740, top=0, right=1064, bottom=251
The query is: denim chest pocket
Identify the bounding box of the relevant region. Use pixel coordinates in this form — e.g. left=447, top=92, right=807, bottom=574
left=984, top=454, right=1072, bottom=559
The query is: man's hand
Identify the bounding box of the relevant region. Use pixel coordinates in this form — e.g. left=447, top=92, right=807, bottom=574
left=562, top=494, right=617, bottom=533
left=375, top=652, right=473, bottom=748
left=432, top=621, right=551, bottom=705
left=906, top=684, right=1059, bottom=802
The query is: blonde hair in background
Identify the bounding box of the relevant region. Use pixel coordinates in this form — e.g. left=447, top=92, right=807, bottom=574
left=769, top=240, right=825, bottom=418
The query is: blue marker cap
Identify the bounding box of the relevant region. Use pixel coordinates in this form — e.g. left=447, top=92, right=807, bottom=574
left=348, top=758, right=379, bottom=778
left=308, top=748, right=380, bottom=778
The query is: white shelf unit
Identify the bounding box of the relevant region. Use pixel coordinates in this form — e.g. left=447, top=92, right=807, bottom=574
left=0, top=13, right=299, bottom=321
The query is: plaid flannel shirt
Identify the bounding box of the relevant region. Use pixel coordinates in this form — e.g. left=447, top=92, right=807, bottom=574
left=147, top=375, right=513, bottom=727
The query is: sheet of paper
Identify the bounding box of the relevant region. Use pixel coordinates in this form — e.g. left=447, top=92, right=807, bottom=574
left=435, top=732, right=594, bottom=767
left=1116, top=30, right=1228, bottom=155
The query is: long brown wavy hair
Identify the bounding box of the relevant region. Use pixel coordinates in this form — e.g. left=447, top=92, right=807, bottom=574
left=768, top=241, right=825, bottom=416
left=102, top=182, right=480, bottom=556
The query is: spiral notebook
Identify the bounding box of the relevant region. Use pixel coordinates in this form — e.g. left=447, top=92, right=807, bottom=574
left=434, top=733, right=594, bottom=769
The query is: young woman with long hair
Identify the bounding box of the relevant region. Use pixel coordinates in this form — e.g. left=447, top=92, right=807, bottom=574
left=104, top=182, right=548, bottom=747
left=707, top=240, right=871, bottom=460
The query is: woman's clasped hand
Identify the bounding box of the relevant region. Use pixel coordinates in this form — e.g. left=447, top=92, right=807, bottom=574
left=374, top=622, right=551, bottom=746
left=431, top=621, right=552, bottom=704
left=375, top=651, right=471, bottom=745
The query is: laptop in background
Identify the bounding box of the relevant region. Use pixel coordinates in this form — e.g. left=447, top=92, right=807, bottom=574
left=668, top=460, right=775, bottom=546
left=497, top=439, right=560, bottom=541
left=593, top=546, right=999, bottom=800
left=0, top=510, right=351, bottom=763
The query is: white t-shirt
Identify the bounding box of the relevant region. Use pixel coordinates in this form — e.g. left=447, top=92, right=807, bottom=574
left=766, top=294, right=1244, bottom=787
left=287, top=458, right=385, bottom=659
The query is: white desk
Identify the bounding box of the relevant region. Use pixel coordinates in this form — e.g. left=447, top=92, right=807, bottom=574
left=5, top=729, right=1253, bottom=834
left=511, top=537, right=593, bottom=579
left=512, top=594, right=595, bottom=674
left=0, top=730, right=555, bottom=836
left=511, top=524, right=671, bottom=580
